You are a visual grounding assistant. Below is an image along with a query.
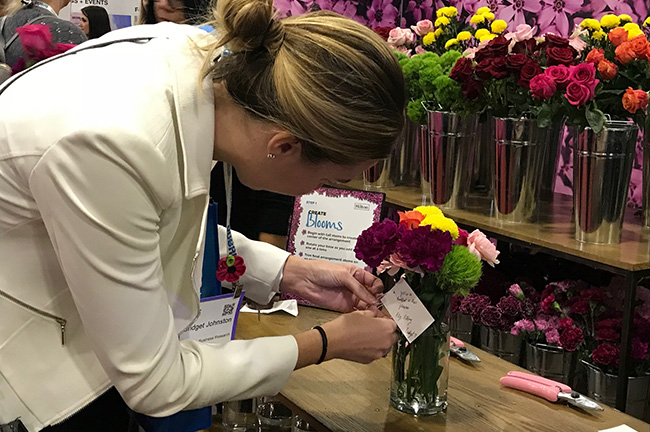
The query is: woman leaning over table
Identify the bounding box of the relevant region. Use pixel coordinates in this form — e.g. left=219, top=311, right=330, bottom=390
left=0, top=0, right=406, bottom=430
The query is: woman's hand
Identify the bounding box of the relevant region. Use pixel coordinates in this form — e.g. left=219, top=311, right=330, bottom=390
left=280, top=256, right=382, bottom=313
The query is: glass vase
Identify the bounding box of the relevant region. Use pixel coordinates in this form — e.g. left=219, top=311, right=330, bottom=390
left=390, top=296, right=451, bottom=416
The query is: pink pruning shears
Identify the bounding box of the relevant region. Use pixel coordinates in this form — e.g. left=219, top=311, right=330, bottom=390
left=450, top=336, right=480, bottom=363
left=500, top=371, right=603, bottom=411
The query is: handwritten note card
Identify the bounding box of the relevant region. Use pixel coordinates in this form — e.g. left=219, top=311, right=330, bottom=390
left=381, top=278, right=434, bottom=343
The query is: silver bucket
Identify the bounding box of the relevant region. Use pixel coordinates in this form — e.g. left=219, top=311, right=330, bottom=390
left=582, top=360, right=650, bottom=419
left=493, top=116, right=545, bottom=223
left=449, top=312, right=473, bottom=344
left=573, top=121, right=637, bottom=244
left=480, top=326, right=523, bottom=365
left=524, top=342, right=575, bottom=385
left=537, top=122, right=564, bottom=203
left=388, top=121, right=422, bottom=187
left=425, top=111, right=478, bottom=209
left=471, top=117, right=494, bottom=197
left=362, top=159, right=391, bottom=190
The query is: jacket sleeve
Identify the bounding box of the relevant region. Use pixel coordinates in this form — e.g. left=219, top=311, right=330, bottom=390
left=28, top=129, right=298, bottom=416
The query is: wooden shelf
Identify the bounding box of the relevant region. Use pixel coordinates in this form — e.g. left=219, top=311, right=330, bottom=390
left=346, top=179, right=650, bottom=272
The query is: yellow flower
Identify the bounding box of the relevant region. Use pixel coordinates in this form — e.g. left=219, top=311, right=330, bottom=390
left=457, top=31, right=472, bottom=41
left=436, top=7, right=451, bottom=17
left=600, top=14, right=620, bottom=28
left=422, top=214, right=460, bottom=239
left=623, top=22, right=641, bottom=32
left=435, top=16, right=451, bottom=27
left=474, top=28, right=490, bottom=39
left=442, top=6, right=458, bottom=17
left=484, top=12, right=495, bottom=21
left=628, top=28, right=644, bottom=39
left=422, top=32, right=436, bottom=45
left=479, top=33, right=498, bottom=42
left=445, top=38, right=459, bottom=49
left=476, top=6, right=491, bottom=15
left=591, top=30, right=606, bottom=40
left=491, top=19, right=507, bottom=33
left=618, top=14, right=632, bottom=23
left=413, top=206, right=443, bottom=225
left=644, top=17, right=650, bottom=27
left=434, top=28, right=444, bottom=37
left=580, top=18, right=601, bottom=31
left=470, top=14, right=485, bottom=24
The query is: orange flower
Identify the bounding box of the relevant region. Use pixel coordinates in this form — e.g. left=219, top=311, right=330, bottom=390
left=586, top=48, right=605, bottom=64
left=622, top=87, right=649, bottom=114
left=597, top=60, right=618, bottom=80
left=608, top=27, right=629, bottom=47
left=615, top=42, right=637, bottom=64
left=398, top=210, right=425, bottom=229
left=628, top=34, right=650, bottom=57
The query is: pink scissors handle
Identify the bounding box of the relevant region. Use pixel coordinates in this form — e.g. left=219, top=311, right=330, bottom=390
left=500, top=376, right=560, bottom=402
left=450, top=336, right=465, bottom=348
left=506, top=371, right=572, bottom=393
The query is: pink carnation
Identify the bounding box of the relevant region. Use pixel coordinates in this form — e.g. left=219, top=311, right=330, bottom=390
left=511, top=319, right=535, bottom=335
left=467, top=230, right=500, bottom=267
left=545, top=329, right=561, bottom=344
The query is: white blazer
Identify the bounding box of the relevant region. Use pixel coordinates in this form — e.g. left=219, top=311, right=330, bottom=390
left=0, top=23, right=297, bottom=431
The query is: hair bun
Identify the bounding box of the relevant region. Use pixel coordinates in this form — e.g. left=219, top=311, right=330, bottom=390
left=215, top=0, right=284, bottom=55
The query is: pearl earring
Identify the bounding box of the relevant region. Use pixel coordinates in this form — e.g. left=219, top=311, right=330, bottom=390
left=267, top=153, right=276, bottom=159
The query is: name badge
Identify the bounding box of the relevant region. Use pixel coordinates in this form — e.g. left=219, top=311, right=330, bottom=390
left=179, top=293, right=244, bottom=344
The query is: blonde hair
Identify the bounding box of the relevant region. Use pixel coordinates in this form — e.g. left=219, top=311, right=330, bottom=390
left=203, top=0, right=406, bottom=165
left=1, top=0, right=22, bottom=16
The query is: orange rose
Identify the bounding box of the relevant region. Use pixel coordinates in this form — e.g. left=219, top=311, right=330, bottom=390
left=609, top=27, right=629, bottom=47
left=598, top=60, right=618, bottom=80
left=615, top=42, right=637, bottom=64
left=586, top=48, right=605, bottom=64
left=398, top=210, right=425, bottom=229
left=622, top=87, right=649, bottom=114
left=628, top=34, right=650, bottom=57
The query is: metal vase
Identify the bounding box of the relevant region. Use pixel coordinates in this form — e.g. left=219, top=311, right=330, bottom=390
left=493, top=116, right=545, bottom=223
left=425, top=111, right=478, bottom=209
left=362, top=159, right=392, bottom=190
left=388, top=121, right=422, bottom=187
left=573, top=121, right=638, bottom=244
left=470, top=117, right=494, bottom=197
left=582, top=360, right=650, bottom=419
left=524, top=342, right=575, bottom=385
left=479, top=326, right=523, bottom=365
left=537, top=121, right=564, bottom=203
left=449, top=312, right=474, bottom=344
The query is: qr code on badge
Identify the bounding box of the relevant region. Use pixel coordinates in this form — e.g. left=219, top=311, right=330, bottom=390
left=222, top=303, right=234, bottom=316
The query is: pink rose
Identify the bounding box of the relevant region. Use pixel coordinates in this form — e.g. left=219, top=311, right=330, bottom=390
left=415, top=45, right=426, bottom=55
left=411, top=19, right=433, bottom=36
left=569, top=35, right=588, bottom=53
left=569, top=63, right=597, bottom=86
left=463, top=46, right=479, bottom=60
left=388, top=28, right=407, bottom=46
left=505, top=24, right=536, bottom=43
left=467, top=229, right=500, bottom=267
left=544, top=65, right=571, bottom=86
left=565, top=82, right=592, bottom=106
left=529, top=74, right=557, bottom=99
left=16, top=24, right=52, bottom=60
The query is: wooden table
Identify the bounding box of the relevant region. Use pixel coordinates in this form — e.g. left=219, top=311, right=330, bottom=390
left=236, top=307, right=650, bottom=432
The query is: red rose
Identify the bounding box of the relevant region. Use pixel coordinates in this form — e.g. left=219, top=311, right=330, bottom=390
left=596, top=328, right=620, bottom=342
left=544, top=33, right=570, bottom=48
left=373, top=26, right=393, bottom=41
left=16, top=24, right=53, bottom=60
left=565, top=82, right=592, bottom=106
left=529, top=74, right=557, bottom=99
left=559, top=327, right=583, bottom=351
left=490, top=57, right=509, bottom=79
left=475, top=35, right=510, bottom=63
left=506, top=53, right=529, bottom=73
left=475, top=60, right=495, bottom=80
left=585, top=48, right=605, bottom=65
left=517, top=59, right=543, bottom=88
left=546, top=46, right=576, bottom=66
left=592, top=343, right=620, bottom=367
left=544, top=65, right=571, bottom=86
left=569, top=63, right=597, bottom=87
left=450, top=57, right=474, bottom=82
left=597, top=60, right=618, bottom=80
left=462, top=78, right=484, bottom=100
left=512, top=39, right=538, bottom=55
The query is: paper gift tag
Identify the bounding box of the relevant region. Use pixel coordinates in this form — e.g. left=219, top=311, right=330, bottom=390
left=179, top=293, right=244, bottom=344
left=381, top=278, right=434, bottom=343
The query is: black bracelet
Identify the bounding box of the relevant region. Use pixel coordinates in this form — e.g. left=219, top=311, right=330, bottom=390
left=312, top=325, right=328, bottom=365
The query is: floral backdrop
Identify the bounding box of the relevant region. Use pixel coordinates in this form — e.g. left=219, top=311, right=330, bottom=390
left=274, top=0, right=650, bottom=209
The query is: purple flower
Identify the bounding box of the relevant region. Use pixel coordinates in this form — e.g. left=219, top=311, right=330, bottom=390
left=497, top=296, right=523, bottom=317
left=534, top=316, right=551, bottom=332
left=481, top=305, right=503, bottom=329
left=537, top=0, right=582, bottom=36
left=333, top=0, right=364, bottom=21
left=499, top=0, right=542, bottom=31
left=631, top=337, right=649, bottom=361
left=460, top=293, right=491, bottom=322
left=407, top=0, right=434, bottom=23
left=366, top=0, right=399, bottom=28
left=509, top=284, right=525, bottom=300
left=274, top=0, right=308, bottom=18
left=306, top=0, right=333, bottom=11
left=451, top=294, right=462, bottom=313
left=354, top=220, right=401, bottom=268
left=396, top=226, right=452, bottom=273
left=545, top=329, right=561, bottom=344
left=511, top=319, right=535, bottom=335
left=591, top=0, right=639, bottom=23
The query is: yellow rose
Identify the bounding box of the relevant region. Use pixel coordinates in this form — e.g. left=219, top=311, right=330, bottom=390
left=421, top=214, right=460, bottom=239
left=591, top=30, right=606, bottom=40
left=484, top=12, right=495, bottom=21
left=618, top=14, right=632, bottom=23
left=491, top=19, right=507, bottom=33
left=442, top=6, right=458, bottom=17
left=470, top=14, right=485, bottom=24
left=479, top=33, right=498, bottom=42
left=476, top=6, right=491, bottom=15
left=435, top=16, right=451, bottom=27
left=580, top=18, right=601, bottom=31
left=599, top=14, right=620, bottom=28
left=457, top=31, right=472, bottom=41
left=623, top=22, right=641, bottom=31
left=434, top=28, right=444, bottom=37
left=474, top=28, right=490, bottom=39
left=422, top=32, right=436, bottom=45
left=445, top=38, right=459, bottom=49
left=628, top=28, right=644, bottom=39
left=644, top=17, right=650, bottom=27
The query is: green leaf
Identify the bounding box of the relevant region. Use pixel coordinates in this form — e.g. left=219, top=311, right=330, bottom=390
left=586, top=106, right=605, bottom=133
left=536, top=104, right=553, bottom=128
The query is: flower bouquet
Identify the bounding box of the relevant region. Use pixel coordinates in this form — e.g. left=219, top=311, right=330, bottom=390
left=354, top=206, right=499, bottom=415
left=11, top=24, right=76, bottom=75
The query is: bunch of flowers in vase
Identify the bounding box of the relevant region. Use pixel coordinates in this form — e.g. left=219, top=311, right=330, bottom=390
left=354, top=206, right=498, bottom=415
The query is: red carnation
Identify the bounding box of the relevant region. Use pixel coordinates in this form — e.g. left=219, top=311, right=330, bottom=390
left=596, top=328, right=620, bottom=342
left=541, top=294, right=557, bottom=313
left=592, top=343, right=620, bottom=366
left=580, top=288, right=607, bottom=302
left=559, top=317, right=574, bottom=330
left=631, top=337, right=649, bottom=361
left=570, top=297, right=590, bottom=315
left=559, top=327, right=583, bottom=351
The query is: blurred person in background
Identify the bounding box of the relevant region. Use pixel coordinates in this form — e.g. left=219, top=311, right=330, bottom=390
left=78, top=5, right=110, bottom=39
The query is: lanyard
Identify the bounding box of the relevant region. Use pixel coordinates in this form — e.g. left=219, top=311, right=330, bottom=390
left=221, top=162, right=244, bottom=298
left=222, top=162, right=237, bottom=257
left=34, top=1, right=56, bottom=15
